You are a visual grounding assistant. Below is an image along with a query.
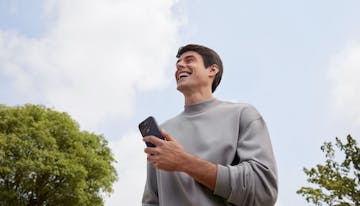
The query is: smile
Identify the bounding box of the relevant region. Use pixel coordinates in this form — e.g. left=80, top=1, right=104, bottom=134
left=177, top=71, right=192, bottom=80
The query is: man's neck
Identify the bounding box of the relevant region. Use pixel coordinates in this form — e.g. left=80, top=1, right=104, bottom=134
left=183, top=92, right=214, bottom=106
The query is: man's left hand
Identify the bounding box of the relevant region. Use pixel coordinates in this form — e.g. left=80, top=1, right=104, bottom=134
left=143, top=130, right=188, bottom=172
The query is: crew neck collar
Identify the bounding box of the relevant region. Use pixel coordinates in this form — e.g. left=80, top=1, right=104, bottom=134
left=183, top=98, right=219, bottom=114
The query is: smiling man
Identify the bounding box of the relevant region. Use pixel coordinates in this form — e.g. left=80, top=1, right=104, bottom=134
left=142, top=44, right=278, bottom=206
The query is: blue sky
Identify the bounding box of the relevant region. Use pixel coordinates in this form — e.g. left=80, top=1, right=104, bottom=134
left=1, top=0, right=360, bottom=205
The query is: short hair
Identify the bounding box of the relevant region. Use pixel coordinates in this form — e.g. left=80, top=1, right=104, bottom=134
left=176, top=44, right=223, bottom=93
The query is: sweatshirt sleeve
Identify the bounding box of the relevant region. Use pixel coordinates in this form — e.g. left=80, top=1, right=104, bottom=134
left=213, top=106, right=278, bottom=206
left=142, top=162, right=159, bottom=206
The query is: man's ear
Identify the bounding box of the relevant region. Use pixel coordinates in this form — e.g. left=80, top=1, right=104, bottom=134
left=208, top=64, right=219, bottom=78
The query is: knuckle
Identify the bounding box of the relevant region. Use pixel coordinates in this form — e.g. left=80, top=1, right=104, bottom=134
left=155, top=150, right=160, bottom=155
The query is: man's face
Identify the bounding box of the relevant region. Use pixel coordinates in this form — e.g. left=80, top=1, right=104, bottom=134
left=175, top=51, right=212, bottom=93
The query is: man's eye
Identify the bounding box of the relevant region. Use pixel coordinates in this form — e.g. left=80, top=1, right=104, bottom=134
left=186, top=59, right=194, bottom=63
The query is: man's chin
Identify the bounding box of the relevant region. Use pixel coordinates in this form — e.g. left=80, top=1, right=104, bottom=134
left=176, top=84, right=183, bottom=91
left=176, top=84, right=187, bottom=93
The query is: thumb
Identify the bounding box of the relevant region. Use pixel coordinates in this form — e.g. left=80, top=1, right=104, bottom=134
left=161, top=130, right=175, bottom=141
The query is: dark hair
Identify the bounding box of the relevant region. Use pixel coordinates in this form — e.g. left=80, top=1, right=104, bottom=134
left=176, top=44, right=223, bottom=93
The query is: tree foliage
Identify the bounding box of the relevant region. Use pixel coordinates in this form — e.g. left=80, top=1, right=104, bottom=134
left=297, top=135, right=360, bottom=206
left=0, top=104, right=117, bottom=206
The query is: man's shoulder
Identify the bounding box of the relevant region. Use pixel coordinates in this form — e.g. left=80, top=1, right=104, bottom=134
left=216, top=99, right=256, bottom=112
left=217, top=99, right=262, bottom=123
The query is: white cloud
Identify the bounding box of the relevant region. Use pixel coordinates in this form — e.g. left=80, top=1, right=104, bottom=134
left=0, top=0, right=182, bottom=129
left=328, top=42, right=360, bottom=126
left=106, top=131, right=147, bottom=205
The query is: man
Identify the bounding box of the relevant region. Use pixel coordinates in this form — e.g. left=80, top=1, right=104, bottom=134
left=142, top=44, right=278, bottom=206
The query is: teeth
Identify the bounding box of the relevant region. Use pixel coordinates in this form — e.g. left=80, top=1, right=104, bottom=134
left=179, top=72, right=190, bottom=79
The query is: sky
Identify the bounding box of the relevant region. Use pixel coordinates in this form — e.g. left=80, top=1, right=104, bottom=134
left=1, top=0, right=360, bottom=205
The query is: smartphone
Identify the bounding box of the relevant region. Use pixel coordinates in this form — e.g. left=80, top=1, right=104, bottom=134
left=138, top=116, right=164, bottom=147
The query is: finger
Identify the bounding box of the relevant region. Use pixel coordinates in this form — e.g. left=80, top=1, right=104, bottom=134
left=161, top=130, right=175, bottom=141
left=147, top=154, right=159, bottom=162
left=154, top=162, right=160, bottom=169
left=144, top=147, right=159, bottom=155
left=147, top=156, right=156, bottom=164
left=143, top=135, right=165, bottom=146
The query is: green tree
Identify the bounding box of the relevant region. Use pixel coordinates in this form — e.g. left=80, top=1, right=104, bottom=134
left=0, top=104, right=117, bottom=206
left=297, top=135, right=360, bottom=206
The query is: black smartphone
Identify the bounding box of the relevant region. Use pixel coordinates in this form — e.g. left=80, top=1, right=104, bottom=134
left=138, top=116, right=164, bottom=147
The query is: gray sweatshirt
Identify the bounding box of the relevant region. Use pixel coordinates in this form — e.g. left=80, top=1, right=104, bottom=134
left=142, top=98, right=278, bottom=206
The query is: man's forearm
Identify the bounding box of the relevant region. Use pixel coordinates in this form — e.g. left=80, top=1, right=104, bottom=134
left=179, top=152, right=218, bottom=190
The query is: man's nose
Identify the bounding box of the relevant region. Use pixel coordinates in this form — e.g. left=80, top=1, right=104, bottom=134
left=176, top=62, right=185, bottom=70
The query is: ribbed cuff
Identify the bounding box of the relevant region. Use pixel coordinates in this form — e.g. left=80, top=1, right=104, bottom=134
left=214, top=164, right=231, bottom=198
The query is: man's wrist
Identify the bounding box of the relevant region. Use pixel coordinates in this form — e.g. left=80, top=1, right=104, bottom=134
left=176, top=151, right=218, bottom=190
left=177, top=152, right=216, bottom=174
left=177, top=152, right=195, bottom=173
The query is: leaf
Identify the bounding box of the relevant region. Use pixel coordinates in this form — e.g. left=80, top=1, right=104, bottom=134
left=297, top=135, right=360, bottom=206
left=0, top=104, right=117, bottom=206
